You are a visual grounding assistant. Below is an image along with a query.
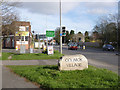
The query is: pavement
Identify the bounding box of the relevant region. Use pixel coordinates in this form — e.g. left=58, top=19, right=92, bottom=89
left=2, top=66, right=40, bottom=88
left=2, top=60, right=58, bottom=66
left=2, top=59, right=58, bottom=89
left=2, top=49, right=42, bottom=54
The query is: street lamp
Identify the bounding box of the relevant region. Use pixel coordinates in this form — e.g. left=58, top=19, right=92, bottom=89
left=59, top=0, right=62, bottom=54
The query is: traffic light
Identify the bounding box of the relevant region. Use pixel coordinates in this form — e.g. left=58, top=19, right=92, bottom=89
left=62, top=27, right=66, bottom=36
left=32, top=31, right=34, bottom=33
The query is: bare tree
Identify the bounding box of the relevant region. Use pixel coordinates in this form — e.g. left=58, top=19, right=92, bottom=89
left=1, top=0, right=21, bottom=36
left=93, top=14, right=118, bottom=44
left=54, top=27, right=60, bottom=44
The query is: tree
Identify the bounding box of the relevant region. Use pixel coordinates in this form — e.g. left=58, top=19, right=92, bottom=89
left=85, top=31, right=89, bottom=37
left=118, top=23, right=120, bottom=52
left=65, top=30, right=70, bottom=43
left=105, top=23, right=117, bottom=43
left=54, top=27, right=60, bottom=44
left=78, top=32, right=82, bottom=34
left=93, top=14, right=118, bottom=45
left=70, top=30, right=74, bottom=35
left=84, top=31, right=90, bottom=42
left=1, top=0, right=20, bottom=36
left=69, top=30, right=75, bottom=42
left=92, top=31, right=99, bottom=41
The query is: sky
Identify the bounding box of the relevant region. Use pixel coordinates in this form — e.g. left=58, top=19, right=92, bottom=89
left=14, top=0, right=118, bottom=34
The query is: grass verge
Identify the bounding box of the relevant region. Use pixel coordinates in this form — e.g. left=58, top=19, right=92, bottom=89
left=2, top=50, right=63, bottom=60
left=2, top=52, right=12, bottom=60
left=7, top=65, right=119, bottom=88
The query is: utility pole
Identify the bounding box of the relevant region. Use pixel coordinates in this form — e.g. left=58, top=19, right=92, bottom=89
left=60, top=0, right=62, bottom=54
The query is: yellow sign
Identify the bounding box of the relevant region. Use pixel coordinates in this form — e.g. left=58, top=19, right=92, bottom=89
left=15, top=31, right=29, bottom=36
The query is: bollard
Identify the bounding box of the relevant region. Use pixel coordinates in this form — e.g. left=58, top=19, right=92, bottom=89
left=44, top=46, right=46, bottom=51
left=16, top=46, right=18, bottom=51
left=30, top=48, right=33, bottom=53
left=83, top=45, right=85, bottom=49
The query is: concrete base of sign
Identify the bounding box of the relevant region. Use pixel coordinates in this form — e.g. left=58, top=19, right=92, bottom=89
left=20, top=45, right=26, bottom=54
left=58, top=54, right=88, bottom=71
left=30, top=48, right=33, bottom=53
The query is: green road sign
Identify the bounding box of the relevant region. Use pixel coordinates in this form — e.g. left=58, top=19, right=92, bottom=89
left=46, top=31, right=55, bottom=37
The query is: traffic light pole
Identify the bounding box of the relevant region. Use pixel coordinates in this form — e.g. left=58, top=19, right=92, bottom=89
left=60, top=0, right=62, bottom=54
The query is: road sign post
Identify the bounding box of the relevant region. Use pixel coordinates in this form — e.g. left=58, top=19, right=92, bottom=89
left=46, top=31, right=55, bottom=55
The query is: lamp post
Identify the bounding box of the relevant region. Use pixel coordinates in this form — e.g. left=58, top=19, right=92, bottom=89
left=60, top=0, right=62, bottom=54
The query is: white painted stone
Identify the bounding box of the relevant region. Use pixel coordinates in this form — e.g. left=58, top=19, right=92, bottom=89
left=58, top=54, right=88, bottom=70
left=8, top=56, right=12, bottom=60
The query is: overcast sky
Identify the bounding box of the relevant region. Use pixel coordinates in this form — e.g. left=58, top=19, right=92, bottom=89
left=16, top=0, right=118, bottom=34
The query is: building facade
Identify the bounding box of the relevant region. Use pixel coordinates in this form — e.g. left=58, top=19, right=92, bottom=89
left=2, top=21, right=32, bottom=49
left=72, top=33, right=85, bottom=43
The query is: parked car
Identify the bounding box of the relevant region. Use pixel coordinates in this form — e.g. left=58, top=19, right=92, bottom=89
left=68, top=43, right=78, bottom=50
left=103, top=44, right=115, bottom=51
left=68, top=42, right=73, bottom=46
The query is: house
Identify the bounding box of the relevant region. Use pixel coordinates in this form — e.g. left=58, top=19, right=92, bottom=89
left=72, top=33, right=85, bottom=43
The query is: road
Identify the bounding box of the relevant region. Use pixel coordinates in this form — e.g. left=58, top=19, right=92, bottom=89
left=54, top=45, right=119, bottom=73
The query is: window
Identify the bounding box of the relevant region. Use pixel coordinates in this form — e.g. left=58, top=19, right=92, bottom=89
left=26, top=26, right=29, bottom=31
left=21, top=36, right=24, bottom=41
left=6, top=38, right=10, bottom=43
left=16, top=36, right=19, bottom=41
left=25, top=36, right=29, bottom=41
left=107, top=45, right=112, bottom=47
left=19, top=26, right=25, bottom=31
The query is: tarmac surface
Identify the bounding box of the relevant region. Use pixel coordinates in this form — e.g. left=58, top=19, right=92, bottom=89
left=2, top=59, right=58, bottom=89
left=2, top=66, right=39, bottom=88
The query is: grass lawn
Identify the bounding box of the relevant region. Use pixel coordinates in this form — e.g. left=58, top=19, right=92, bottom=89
left=2, top=52, right=12, bottom=60
left=2, top=50, right=63, bottom=60
left=7, top=65, right=119, bottom=88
